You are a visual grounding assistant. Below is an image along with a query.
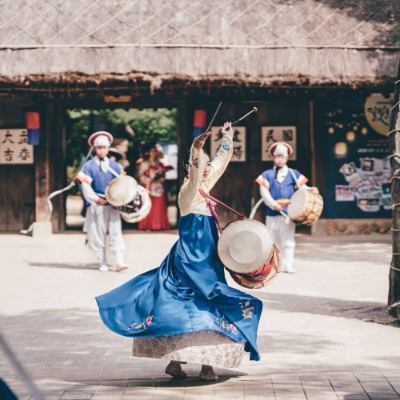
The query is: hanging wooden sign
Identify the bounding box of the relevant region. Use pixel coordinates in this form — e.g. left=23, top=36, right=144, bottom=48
left=210, top=126, right=246, bottom=162
left=261, top=126, right=297, bottom=161
left=0, top=129, right=34, bottom=164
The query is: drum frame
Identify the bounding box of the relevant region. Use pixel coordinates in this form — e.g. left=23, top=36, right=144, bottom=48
left=289, top=190, right=323, bottom=226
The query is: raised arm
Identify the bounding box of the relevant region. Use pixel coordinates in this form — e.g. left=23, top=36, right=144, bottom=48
left=178, top=132, right=209, bottom=210
left=203, top=122, right=233, bottom=191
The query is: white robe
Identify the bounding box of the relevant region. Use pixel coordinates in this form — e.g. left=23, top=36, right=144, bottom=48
left=259, top=165, right=309, bottom=272
left=81, top=156, right=125, bottom=267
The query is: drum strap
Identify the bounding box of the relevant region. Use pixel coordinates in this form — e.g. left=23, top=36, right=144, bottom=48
left=289, top=168, right=301, bottom=190
left=199, top=189, right=247, bottom=233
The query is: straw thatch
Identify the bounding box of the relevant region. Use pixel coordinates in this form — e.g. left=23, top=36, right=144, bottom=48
left=0, top=0, right=400, bottom=89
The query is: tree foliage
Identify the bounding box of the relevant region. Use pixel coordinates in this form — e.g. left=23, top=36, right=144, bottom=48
left=66, top=108, right=177, bottom=171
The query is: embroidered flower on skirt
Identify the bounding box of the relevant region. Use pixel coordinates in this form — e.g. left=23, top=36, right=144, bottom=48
left=128, top=315, right=153, bottom=331
left=240, top=300, right=255, bottom=319
left=215, top=317, right=237, bottom=334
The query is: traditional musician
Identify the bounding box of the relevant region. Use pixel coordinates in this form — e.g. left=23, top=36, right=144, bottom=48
left=96, top=122, right=262, bottom=381
left=76, top=131, right=128, bottom=273
left=256, top=142, right=318, bottom=274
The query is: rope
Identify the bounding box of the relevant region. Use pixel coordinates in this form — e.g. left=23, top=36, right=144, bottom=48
left=228, top=2, right=288, bottom=46
left=162, top=0, right=236, bottom=44
left=0, top=0, right=41, bottom=31
left=388, top=129, right=400, bottom=136
left=390, top=176, right=400, bottom=183
left=391, top=265, right=400, bottom=272
left=1, top=0, right=51, bottom=45
left=392, top=203, right=400, bottom=209
left=264, top=0, right=328, bottom=46
left=72, top=0, right=141, bottom=44
left=201, top=0, right=261, bottom=44
left=391, top=228, right=400, bottom=232
left=294, top=0, right=350, bottom=45
left=346, top=9, right=400, bottom=47
left=136, top=0, right=204, bottom=44
left=389, top=152, right=400, bottom=159
left=391, top=101, right=400, bottom=113
left=109, top=2, right=172, bottom=45
left=45, top=1, right=100, bottom=44
left=321, top=0, right=392, bottom=46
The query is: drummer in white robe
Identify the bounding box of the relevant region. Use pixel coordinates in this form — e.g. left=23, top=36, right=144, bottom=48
left=76, top=131, right=128, bottom=273
left=255, top=142, right=318, bottom=273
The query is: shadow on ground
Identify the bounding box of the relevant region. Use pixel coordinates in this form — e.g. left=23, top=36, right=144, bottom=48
left=28, top=262, right=99, bottom=270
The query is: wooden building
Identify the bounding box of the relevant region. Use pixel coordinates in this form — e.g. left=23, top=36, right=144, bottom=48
left=0, top=0, right=399, bottom=232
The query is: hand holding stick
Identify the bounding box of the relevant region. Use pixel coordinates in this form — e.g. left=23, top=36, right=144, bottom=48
left=193, top=131, right=211, bottom=150
left=231, top=107, right=258, bottom=126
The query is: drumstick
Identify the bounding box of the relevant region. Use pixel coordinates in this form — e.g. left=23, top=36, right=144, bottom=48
left=231, top=107, right=258, bottom=126
left=205, top=101, right=222, bottom=133
left=279, top=210, right=291, bottom=221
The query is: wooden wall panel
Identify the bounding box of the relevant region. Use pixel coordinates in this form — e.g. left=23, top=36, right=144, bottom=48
left=0, top=104, right=35, bottom=231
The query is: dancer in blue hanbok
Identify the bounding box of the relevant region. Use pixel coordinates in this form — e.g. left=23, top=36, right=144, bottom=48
left=96, top=122, right=262, bottom=381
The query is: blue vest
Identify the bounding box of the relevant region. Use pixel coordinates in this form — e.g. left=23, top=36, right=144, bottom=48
left=257, top=168, right=305, bottom=217
left=81, top=158, right=122, bottom=195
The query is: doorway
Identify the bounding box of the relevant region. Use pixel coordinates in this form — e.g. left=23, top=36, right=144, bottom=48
left=65, top=108, right=178, bottom=230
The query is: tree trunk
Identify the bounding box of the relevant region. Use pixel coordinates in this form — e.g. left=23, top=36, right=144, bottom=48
left=388, top=59, right=400, bottom=319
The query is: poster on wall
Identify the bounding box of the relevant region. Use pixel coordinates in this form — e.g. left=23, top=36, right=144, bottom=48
left=324, top=93, right=392, bottom=219
left=210, top=126, right=246, bottom=162
left=0, top=129, right=34, bottom=164
left=261, top=126, right=297, bottom=161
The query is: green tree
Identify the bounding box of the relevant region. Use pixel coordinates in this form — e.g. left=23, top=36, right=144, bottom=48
left=66, top=108, right=177, bottom=181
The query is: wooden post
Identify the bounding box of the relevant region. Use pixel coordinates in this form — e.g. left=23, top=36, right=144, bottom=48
left=388, top=60, right=400, bottom=319
left=35, top=104, right=50, bottom=223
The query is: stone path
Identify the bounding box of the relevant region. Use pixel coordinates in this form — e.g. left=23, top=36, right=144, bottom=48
left=0, top=231, right=399, bottom=400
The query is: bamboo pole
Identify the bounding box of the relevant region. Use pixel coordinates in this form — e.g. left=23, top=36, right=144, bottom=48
left=388, top=59, right=400, bottom=319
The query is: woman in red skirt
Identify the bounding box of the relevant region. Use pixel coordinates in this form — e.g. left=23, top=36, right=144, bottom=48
left=138, top=143, right=170, bottom=231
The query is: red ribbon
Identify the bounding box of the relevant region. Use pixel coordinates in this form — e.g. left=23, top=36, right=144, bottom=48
left=199, top=189, right=247, bottom=233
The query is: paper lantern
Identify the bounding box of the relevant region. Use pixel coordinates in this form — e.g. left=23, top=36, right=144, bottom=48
left=334, top=142, right=347, bottom=157
left=346, top=131, right=355, bottom=142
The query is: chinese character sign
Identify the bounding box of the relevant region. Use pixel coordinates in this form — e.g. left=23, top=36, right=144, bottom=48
left=261, top=126, right=297, bottom=161
left=210, top=126, right=246, bottom=162
left=364, top=94, right=393, bottom=136
left=0, top=129, right=34, bottom=164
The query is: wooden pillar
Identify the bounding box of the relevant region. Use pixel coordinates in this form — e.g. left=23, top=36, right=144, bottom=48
left=388, top=61, right=400, bottom=318
left=34, top=103, right=51, bottom=223
left=34, top=101, right=66, bottom=231
left=176, top=99, right=189, bottom=219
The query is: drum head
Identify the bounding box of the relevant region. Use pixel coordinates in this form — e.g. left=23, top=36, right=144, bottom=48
left=106, top=175, right=138, bottom=207
left=287, top=189, right=309, bottom=220
left=218, top=219, right=274, bottom=274
left=120, top=187, right=152, bottom=223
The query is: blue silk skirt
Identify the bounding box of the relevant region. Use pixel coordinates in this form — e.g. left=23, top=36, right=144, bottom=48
left=96, top=214, right=263, bottom=361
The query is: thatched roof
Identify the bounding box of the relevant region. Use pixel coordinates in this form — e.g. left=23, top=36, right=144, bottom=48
left=1, top=0, right=400, bottom=90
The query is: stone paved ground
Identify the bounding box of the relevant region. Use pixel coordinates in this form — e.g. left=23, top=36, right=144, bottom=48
left=1, top=231, right=400, bottom=400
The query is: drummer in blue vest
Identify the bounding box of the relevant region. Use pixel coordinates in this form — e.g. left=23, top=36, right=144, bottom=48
left=76, top=131, right=128, bottom=273
left=255, top=142, right=318, bottom=273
